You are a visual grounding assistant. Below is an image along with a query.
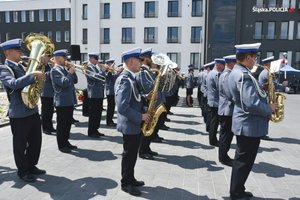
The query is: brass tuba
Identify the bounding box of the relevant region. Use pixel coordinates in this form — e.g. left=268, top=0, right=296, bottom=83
left=267, top=69, right=286, bottom=122
left=21, top=33, right=54, bottom=109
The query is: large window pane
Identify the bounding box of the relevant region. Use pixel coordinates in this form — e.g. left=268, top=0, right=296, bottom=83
left=192, top=0, right=203, bottom=17
left=254, top=22, right=262, bottom=39
left=5, top=11, right=10, bottom=23
left=48, top=10, right=53, bottom=21
left=122, top=2, right=134, bottom=18
left=21, top=11, right=26, bottom=22
left=29, top=10, right=34, bottom=22
left=280, top=22, right=288, bottom=39
left=103, top=28, right=110, bottom=44
left=122, top=28, right=134, bottom=43
left=56, top=31, right=61, bottom=42
left=266, top=51, right=274, bottom=58
left=83, top=28, right=88, bottom=44
left=296, top=22, right=300, bottom=39
left=267, top=22, right=275, bottom=39
left=167, top=52, right=180, bottom=64
left=191, top=26, right=202, bottom=43
left=144, top=27, right=157, bottom=43
left=13, top=11, right=18, bottom=23
left=269, top=0, right=276, bottom=7
left=39, top=10, right=44, bottom=22
left=295, top=52, right=300, bottom=69
left=282, top=0, right=289, bottom=7
left=190, top=53, right=201, bottom=68
left=56, top=9, right=61, bottom=21
left=145, top=1, right=157, bottom=18
left=167, top=27, right=179, bottom=43
left=168, top=0, right=179, bottom=17
left=103, top=3, right=110, bottom=19
left=65, top=31, right=70, bottom=42
left=256, top=0, right=264, bottom=7
left=82, top=4, right=88, bottom=20
left=65, top=8, right=70, bottom=21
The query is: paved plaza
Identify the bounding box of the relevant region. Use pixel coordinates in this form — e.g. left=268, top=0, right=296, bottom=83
left=0, top=89, right=299, bottom=200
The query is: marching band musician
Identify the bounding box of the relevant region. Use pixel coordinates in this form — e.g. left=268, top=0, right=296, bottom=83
left=0, top=39, right=46, bottom=182
left=86, top=53, right=106, bottom=138
left=197, top=66, right=205, bottom=110
left=50, top=49, right=78, bottom=153
left=105, top=59, right=118, bottom=127
left=218, top=55, right=236, bottom=167
left=115, top=48, right=150, bottom=196
left=40, top=53, right=56, bottom=135
left=136, top=48, right=161, bottom=160
left=227, top=43, right=277, bottom=199
left=206, top=58, right=225, bottom=146
left=258, top=56, right=275, bottom=141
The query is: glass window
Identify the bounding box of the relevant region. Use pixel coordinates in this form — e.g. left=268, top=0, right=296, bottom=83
left=82, top=4, right=88, bottom=20
left=48, top=9, right=53, bottom=21
left=266, top=51, right=274, bottom=58
left=81, top=53, right=88, bottom=62
left=269, top=0, right=276, bottom=7
left=122, top=2, right=134, bottom=18
left=282, top=0, right=289, bottom=7
left=280, top=22, right=288, bottom=39
left=13, top=11, right=18, bottom=23
left=47, top=31, right=53, bottom=40
left=267, top=22, right=275, bottom=39
left=167, top=52, right=180, bottom=64
left=103, top=3, right=110, bottom=19
left=279, top=52, right=286, bottom=60
left=39, top=10, right=44, bottom=22
left=103, top=28, right=110, bottom=44
left=256, top=0, right=264, bottom=7
left=5, top=11, right=10, bottom=23
left=65, top=8, right=70, bottom=21
left=56, top=9, right=61, bottom=21
left=191, top=26, right=202, bottom=43
left=83, top=29, right=88, bottom=44
left=254, top=22, right=263, bottom=39
left=295, top=52, right=300, bottom=69
left=100, top=53, right=110, bottom=62
left=122, top=28, right=134, bottom=43
left=192, top=0, right=203, bottom=17
left=56, top=31, right=61, bottom=42
left=21, top=11, right=26, bottom=22
left=145, top=1, right=157, bottom=18
left=144, top=27, right=157, bottom=43
left=167, top=27, right=179, bottom=43
left=190, top=53, right=201, bottom=68
left=6, top=33, right=10, bottom=40
left=168, top=0, right=179, bottom=17
left=65, top=31, right=70, bottom=42
left=296, top=22, right=300, bottom=39
left=29, top=10, right=34, bottom=22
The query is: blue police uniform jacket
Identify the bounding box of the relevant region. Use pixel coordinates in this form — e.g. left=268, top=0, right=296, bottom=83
left=106, top=71, right=118, bottom=96
left=186, top=72, right=194, bottom=89
left=228, top=64, right=272, bottom=137
left=198, top=71, right=205, bottom=88
left=86, top=63, right=105, bottom=98
left=50, top=65, right=78, bottom=107
left=0, top=60, right=38, bottom=118
left=115, top=70, right=142, bottom=135
left=200, top=71, right=208, bottom=97
left=136, top=67, right=163, bottom=107
left=218, top=68, right=234, bottom=116
left=206, top=69, right=220, bottom=107
left=41, top=63, right=54, bottom=98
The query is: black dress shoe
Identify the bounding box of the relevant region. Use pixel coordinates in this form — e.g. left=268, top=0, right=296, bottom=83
left=165, top=118, right=171, bottom=122
left=160, top=125, right=170, bottom=130
left=88, top=133, right=100, bottom=138
left=29, top=166, right=46, bottom=175
left=43, top=130, right=52, bottom=135
left=72, top=119, right=79, bottom=124
left=50, top=128, right=57, bottom=132
left=97, top=132, right=105, bottom=136
left=59, top=146, right=72, bottom=153
left=132, top=180, right=145, bottom=187
left=19, top=174, right=36, bottom=182
left=107, top=122, right=117, bottom=127
left=152, top=138, right=163, bottom=143
left=148, top=150, right=158, bottom=156
left=121, top=185, right=141, bottom=196
left=220, top=159, right=233, bottom=167
left=157, top=136, right=164, bottom=140
left=168, top=111, right=174, bottom=115
left=67, top=143, right=78, bottom=149
left=139, top=153, right=154, bottom=160
left=230, top=191, right=253, bottom=200
left=261, top=135, right=273, bottom=141
left=210, top=141, right=219, bottom=147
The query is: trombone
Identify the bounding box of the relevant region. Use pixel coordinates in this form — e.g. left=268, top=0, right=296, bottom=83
left=50, top=58, right=106, bottom=82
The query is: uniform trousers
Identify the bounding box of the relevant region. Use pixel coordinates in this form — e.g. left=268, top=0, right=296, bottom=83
left=218, top=115, right=234, bottom=161
left=56, top=106, right=73, bottom=149
left=106, top=95, right=115, bottom=124
left=208, top=106, right=219, bottom=144
left=9, top=113, right=42, bottom=177
left=201, top=96, right=208, bottom=123
left=41, top=96, right=54, bottom=131
left=121, top=134, right=141, bottom=187
left=88, top=98, right=103, bottom=135
left=197, top=86, right=203, bottom=107
left=230, top=135, right=260, bottom=195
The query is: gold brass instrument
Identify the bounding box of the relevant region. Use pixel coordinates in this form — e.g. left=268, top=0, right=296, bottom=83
left=22, top=33, right=54, bottom=109
left=267, top=69, right=286, bottom=122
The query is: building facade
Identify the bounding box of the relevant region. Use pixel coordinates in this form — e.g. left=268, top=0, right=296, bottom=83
left=205, top=0, right=300, bottom=69
left=0, top=0, right=71, bottom=63
left=71, top=0, right=205, bottom=72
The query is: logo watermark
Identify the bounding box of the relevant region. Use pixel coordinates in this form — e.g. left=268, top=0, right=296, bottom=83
left=252, top=6, right=295, bottom=13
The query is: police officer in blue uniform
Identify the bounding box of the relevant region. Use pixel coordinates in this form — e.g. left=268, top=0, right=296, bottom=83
left=86, top=53, right=106, bottom=138
left=228, top=43, right=277, bottom=199
left=218, top=55, right=236, bottom=166
left=51, top=49, right=78, bottom=153
left=197, top=66, right=205, bottom=108
left=258, top=56, right=275, bottom=141
left=40, top=53, right=56, bottom=135
left=206, top=58, right=225, bottom=146
left=105, top=59, right=118, bottom=127
left=186, top=65, right=194, bottom=107
left=136, top=48, right=161, bottom=159
left=0, top=39, right=46, bottom=182
left=115, top=47, right=150, bottom=196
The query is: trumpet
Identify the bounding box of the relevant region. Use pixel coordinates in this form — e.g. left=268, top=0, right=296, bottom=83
left=50, top=58, right=106, bottom=82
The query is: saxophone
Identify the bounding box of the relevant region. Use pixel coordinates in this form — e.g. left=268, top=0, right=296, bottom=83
left=21, top=33, right=54, bottom=109
left=267, top=69, right=286, bottom=122
left=141, top=68, right=167, bottom=137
